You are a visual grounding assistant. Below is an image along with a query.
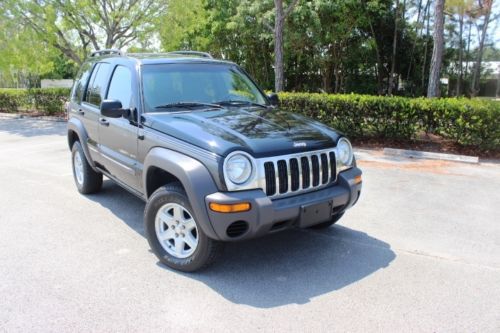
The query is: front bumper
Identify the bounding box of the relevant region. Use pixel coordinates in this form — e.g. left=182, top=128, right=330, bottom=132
left=204, top=167, right=362, bottom=241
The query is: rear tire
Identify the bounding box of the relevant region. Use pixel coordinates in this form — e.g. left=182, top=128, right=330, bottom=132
left=144, top=184, right=223, bottom=272
left=309, top=212, right=345, bottom=229
left=71, top=141, right=103, bottom=194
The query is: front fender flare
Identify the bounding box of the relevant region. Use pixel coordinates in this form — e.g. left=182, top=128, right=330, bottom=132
left=143, top=147, right=220, bottom=240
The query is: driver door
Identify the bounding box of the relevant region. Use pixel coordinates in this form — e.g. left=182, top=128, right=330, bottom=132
left=98, top=65, right=141, bottom=191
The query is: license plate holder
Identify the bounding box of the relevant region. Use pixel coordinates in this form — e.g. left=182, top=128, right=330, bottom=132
left=299, top=201, right=333, bottom=228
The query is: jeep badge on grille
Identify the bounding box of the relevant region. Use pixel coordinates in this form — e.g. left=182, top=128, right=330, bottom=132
left=293, top=142, right=307, bottom=148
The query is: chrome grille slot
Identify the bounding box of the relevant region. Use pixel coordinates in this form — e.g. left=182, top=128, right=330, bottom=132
left=329, top=152, right=336, bottom=182
left=264, top=162, right=276, bottom=195
left=311, top=155, right=320, bottom=186
left=277, top=160, right=288, bottom=194
left=301, top=156, right=310, bottom=189
left=259, top=148, right=339, bottom=199
left=321, top=153, right=329, bottom=184
left=290, top=158, right=300, bottom=191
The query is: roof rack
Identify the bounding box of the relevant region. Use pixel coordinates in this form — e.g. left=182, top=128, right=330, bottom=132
left=90, top=49, right=124, bottom=57
left=165, top=51, right=213, bottom=59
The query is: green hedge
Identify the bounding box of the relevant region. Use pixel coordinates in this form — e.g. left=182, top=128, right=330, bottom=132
left=279, top=92, right=500, bottom=150
left=0, top=88, right=71, bottom=115
left=0, top=88, right=498, bottom=149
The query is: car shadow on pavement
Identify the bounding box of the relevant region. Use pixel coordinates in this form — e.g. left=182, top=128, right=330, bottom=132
left=187, top=227, right=395, bottom=308
left=89, top=180, right=396, bottom=309
left=87, top=180, right=146, bottom=234
left=0, top=118, right=66, bottom=137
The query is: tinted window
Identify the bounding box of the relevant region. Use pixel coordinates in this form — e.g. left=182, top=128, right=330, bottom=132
left=107, top=66, right=132, bottom=109
left=71, top=62, right=93, bottom=103
left=85, top=62, right=111, bottom=107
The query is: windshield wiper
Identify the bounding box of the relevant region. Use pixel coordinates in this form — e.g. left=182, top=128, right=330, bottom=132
left=214, top=100, right=269, bottom=109
left=154, top=102, right=224, bottom=110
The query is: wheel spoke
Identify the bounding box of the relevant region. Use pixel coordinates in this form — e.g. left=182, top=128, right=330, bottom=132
left=184, top=218, right=196, bottom=231
left=159, top=211, right=175, bottom=227
left=184, top=233, right=197, bottom=249
left=173, top=206, right=183, bottom=220
left=174, top=238, right=185, bottom=254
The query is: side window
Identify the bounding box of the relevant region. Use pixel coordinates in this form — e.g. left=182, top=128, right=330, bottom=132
left=71, top=62, right=93, bottom=103
left=85, top=62, right=111, bottom=107
left=84, top=63, right=100, bottom=105
left=106, top=66, right=132, bottom=109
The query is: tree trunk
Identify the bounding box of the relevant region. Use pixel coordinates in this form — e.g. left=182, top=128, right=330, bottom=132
left=274, top=0, right=285, bottom=92
left=470, top=1, right=492, bottom=97
left=465, top=20, right=472, bottom=81
left=388, top=0, right=400, bottom=95
left=273, top=0, right=299, bottom=92
left=421, top=1, right=431, bottom=94
left=427, top=0, right=445, bottom=98
left=406, top=0, right=426, bottom=85
left=369, top=21, right=385, bottom=95
left=456, top=12, right=464, bottom=96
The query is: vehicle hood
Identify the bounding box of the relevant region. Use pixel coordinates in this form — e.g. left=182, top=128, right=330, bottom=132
left=142, top=107, right=341, bottom=158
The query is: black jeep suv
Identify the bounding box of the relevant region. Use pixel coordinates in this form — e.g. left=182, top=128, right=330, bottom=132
left=67, top=49, right=362, bottom=272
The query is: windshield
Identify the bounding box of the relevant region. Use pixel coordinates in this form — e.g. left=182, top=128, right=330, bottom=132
left=141, top=63, right=268, bottom=112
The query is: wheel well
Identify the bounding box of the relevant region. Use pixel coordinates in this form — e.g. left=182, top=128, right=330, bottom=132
left=68, top=130, right=79, bottom=149
left=146, top=166, right=184, bottom=198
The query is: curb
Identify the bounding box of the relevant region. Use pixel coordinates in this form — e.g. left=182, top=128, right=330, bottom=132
left=383, top=148, right=479, bottom=164
left=0, top=112, right=66, bottom=122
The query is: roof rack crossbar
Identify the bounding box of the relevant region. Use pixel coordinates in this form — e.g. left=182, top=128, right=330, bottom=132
left=165, top=51, right=213, bottom=59
left=90, top=49, right=123, bottom=57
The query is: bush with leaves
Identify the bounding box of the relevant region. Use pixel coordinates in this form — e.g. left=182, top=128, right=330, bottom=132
left=279, top=92, right=499, bottom=150
left=0, top=88, right=70, bottom=115
left=0, top=88, right=498, bottom=150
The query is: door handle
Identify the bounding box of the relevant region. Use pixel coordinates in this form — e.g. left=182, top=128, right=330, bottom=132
left=99, top=118, right=110, bottom=126
left=76, top=109, right=85, bottom=116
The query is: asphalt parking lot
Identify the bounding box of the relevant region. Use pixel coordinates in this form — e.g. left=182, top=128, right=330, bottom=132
left=1, top=117, right=499, bottom=332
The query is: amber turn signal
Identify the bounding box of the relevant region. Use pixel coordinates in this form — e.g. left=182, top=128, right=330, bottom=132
left=209, top=202, right=251, bottom=213
left=354, top=175, right=362, bottom=184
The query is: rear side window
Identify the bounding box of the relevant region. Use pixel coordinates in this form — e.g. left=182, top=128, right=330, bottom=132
left=85, top=62, right=111, bottom=107
left=106, top=66, right=132, bottom=109
left=71, top=62, right=93, bottom=103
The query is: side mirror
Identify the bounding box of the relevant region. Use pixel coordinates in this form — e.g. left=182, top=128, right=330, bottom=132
left=100, top=100, right=125, bottom=118
left=267, top=93, right=279, bottom=107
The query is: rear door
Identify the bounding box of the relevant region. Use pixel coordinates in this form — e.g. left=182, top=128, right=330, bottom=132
left=69, top=62, right=101, bottom=161
left=97, top=64, right=141, bottom=190
left=79, top=62, right=112, bottom=162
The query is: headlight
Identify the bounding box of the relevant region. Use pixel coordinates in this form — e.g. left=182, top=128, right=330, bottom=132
left=224, top=152, right=253, bottom=185
left=337, top=137, right=353, bottom=166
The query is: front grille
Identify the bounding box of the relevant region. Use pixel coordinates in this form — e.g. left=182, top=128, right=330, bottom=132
left=262, top=149, right=337, bottom=198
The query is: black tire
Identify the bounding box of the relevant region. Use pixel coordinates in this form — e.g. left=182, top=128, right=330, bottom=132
left=309, top=212, right=345, bottom=229
left=71, top=141, right=103, bottom=194
left=144, top=184, right=223, bottom=272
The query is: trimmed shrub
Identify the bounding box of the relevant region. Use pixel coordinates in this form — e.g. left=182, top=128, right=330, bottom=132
left=279, top=92, right=500, bottom=150
left=0, top=88, right=71, bottom=115
left=0, top=88, right=498, bottom=149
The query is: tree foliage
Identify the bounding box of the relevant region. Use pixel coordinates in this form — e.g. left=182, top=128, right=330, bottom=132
left=0, top=0, right=498, bottom=96
left=4, top=0, right=167, bottom=65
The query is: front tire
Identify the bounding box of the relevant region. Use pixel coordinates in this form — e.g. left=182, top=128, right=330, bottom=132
left=71, top=141, right=103, bottom=194
left=144, top=184, right=223, bottom=272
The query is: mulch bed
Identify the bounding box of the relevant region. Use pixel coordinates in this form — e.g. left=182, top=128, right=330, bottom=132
left=353, top=133, right=500, bottom=159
